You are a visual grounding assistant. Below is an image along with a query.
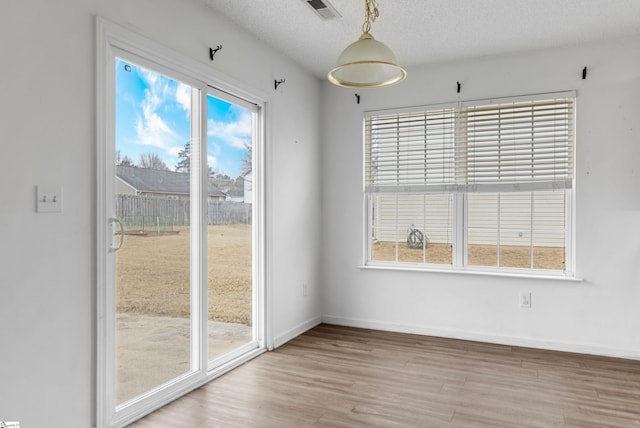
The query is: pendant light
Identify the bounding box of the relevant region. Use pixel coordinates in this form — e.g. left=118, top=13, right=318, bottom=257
left=328, top=0, right=406, bottom=88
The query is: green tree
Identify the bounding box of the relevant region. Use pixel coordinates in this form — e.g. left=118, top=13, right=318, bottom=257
left=175, top=142, right=214, bottom=175
left=175, top=142, right=190, bottom=172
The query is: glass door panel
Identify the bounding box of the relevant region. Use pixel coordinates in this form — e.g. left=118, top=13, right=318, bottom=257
left=114, top=59, right=193, bottom=404
left=206, top=92, right=255, bottom=362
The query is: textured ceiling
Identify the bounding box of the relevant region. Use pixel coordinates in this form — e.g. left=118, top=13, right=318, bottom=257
left=197, top=0, right=640, bottom=79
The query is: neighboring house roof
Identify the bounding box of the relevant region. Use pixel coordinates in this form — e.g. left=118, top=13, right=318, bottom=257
left=116, top=165, right=227, bottom=198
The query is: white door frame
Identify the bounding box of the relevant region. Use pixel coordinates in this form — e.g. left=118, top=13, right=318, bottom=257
left=96, top=17, right=270, bottom=428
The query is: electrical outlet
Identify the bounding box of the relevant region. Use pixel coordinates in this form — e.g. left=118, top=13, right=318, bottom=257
left=520, top=292, right=532, bottom=308
left=302, top=282, right=309, bottom=297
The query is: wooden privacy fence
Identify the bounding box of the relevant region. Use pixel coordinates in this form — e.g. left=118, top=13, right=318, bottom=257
left=115, top=195, right=252, bottom=226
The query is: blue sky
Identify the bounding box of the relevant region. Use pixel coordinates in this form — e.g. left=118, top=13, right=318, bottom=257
left=115, top=58, right=252, bottom=178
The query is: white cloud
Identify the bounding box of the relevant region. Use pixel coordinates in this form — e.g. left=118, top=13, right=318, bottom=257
left=176, top=83, right=191, bottom=115
left=167, top=145, right=183, bottom=157
left=133, top=69, right=184, bottom=160
left=207, top=109, right=252, bottom=150
left=207, top=155, right=218, bottom=171
left=135, top=109, right=177, bottom=150
left=140, top=68, right=158, bottom=87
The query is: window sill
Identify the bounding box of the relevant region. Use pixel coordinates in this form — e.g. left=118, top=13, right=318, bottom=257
left=359, top=263, right=583, bottom=282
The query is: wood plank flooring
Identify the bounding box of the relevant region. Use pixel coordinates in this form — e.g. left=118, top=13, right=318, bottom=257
left=130, top=324, right=640, bottom=427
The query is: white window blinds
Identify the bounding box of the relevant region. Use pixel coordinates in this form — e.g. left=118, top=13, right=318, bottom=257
left=365, top=107, right=457, bottom=194
left=365, top=93, right=575, bottom=194
left=462, top=97, right=574, bottom=192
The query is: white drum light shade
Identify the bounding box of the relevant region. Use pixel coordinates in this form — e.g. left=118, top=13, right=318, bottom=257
left=328, top=32, right=406, bottom=88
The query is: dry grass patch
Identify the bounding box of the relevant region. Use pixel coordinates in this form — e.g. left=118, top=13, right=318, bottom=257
left=372, top=241, right=565, bottom=270
left=116, top=224, right=251, bottom=324
left=372, top=242, right=453, bottom=265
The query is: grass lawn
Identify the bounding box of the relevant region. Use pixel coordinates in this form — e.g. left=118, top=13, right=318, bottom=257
left=116, top=224, right=252, bottom=324
left=372, top=241, right=565, bottom=270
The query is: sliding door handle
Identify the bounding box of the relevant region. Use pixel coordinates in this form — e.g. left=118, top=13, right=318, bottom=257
left=109, top=217, right=125, bottom=253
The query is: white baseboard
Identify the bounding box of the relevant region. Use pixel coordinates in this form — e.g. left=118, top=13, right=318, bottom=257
left=273, top=316, right=322, bottom=349
left=322, top=315, right=640, bottom=361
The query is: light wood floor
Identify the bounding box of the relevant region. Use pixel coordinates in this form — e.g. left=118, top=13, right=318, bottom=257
left=130, top=324, right=640, bottom=427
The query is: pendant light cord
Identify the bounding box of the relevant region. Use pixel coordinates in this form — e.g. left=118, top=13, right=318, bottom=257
left=362, top=0, right=379, bottom=34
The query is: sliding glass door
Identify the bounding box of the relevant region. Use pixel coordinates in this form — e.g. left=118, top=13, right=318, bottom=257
left=97, top=19, right=265, bottom=428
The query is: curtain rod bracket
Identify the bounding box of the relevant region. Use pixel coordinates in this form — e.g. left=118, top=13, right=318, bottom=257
left=457, top=81, right=461, bottom=93
left=582, top=67, right=587, bottom=80
left=274, top=79, right=286, bottom=90
left=209, top=45, right=222, bottom=61
left=355, top=93, right=360, bottom=104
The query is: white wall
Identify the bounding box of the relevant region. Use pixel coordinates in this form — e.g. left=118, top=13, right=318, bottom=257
left=0, top=0, right=322, bottom=426
left=321, top=35, right=640, bottom=358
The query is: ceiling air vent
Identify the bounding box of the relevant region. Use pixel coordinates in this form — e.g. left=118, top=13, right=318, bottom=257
left=303, top=0, right=341, bottom=20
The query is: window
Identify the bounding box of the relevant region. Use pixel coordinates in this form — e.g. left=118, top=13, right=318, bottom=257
left=364, top=92, right=575, bottom=276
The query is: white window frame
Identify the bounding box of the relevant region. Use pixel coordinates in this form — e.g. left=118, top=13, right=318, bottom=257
left=363, top=91, right=576, bottom=279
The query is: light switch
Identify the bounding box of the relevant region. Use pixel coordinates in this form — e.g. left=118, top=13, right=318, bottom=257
left=36, top=185, right=63, bottom=213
